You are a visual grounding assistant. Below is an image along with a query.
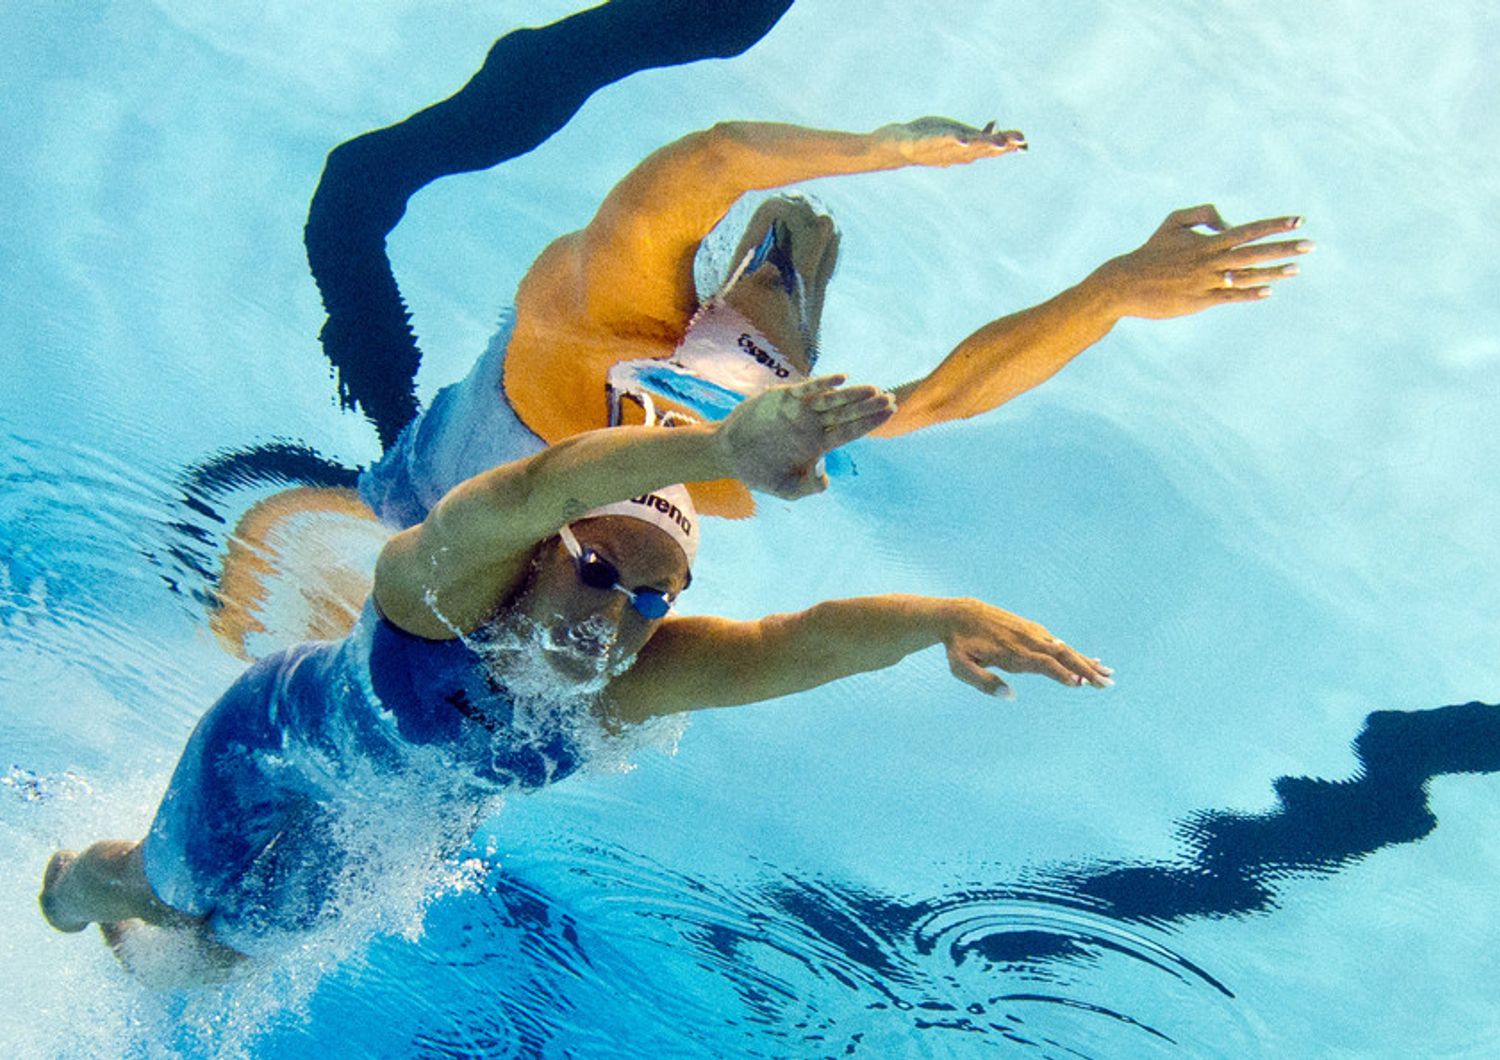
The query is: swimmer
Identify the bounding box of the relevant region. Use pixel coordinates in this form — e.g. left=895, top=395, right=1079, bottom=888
left=302, top=4, right=1309, bottom=524
left=208, top=0, right=1309, bottom=654
left=331, top=113, right=1310, bottom=519
left=40, top=376, right=1111, bottom=968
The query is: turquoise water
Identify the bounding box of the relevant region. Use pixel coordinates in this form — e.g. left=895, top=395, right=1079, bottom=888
left=3, top=1, right=1498, bottom=1056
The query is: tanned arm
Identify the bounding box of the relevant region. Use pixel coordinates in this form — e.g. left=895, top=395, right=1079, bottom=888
left=556, top=117, right=1026, bottom=334
left=604, top=595, right=1112, bottom=725
left=374, top=376, right=894, bottom=638
left=879, top=205, right=1313, bottom=437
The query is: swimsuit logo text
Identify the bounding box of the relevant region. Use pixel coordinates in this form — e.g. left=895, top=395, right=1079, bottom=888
left=737, top=333, right=790, bottom=379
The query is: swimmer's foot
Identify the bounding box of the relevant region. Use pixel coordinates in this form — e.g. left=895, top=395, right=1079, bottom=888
left=39, top=850, right=90, bottom=933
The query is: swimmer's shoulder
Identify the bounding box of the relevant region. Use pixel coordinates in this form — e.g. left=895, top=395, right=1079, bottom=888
left=507, top=235, right=684, bottom=445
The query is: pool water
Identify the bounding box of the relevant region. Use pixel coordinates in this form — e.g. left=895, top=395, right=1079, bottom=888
left=3, top=1, right=1498, bottom=1056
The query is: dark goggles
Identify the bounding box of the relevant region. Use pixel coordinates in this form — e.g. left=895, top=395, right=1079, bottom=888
left=558, top=525, right=676, bottom=620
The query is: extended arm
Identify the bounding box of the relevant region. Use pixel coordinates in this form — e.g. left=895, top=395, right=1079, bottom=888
left=374, top=377, right=894, bottom=636
left=878, top=205, right=1314, bottom=437
left=554, top=117, right=1025, bottom=332
left=605, top=595, right=1112, bottom=724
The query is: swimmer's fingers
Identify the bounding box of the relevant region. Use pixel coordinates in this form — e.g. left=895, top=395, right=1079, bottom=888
left=772, top=464, right=831, bottom=500
left=974, top=120, right=1027, bottom=151
left=801, top=466, right=833, bottom=496
left=1031, top=637, right=1114, bottom=689
left=1211, top=214, right=1304, bottom=249
left=1216, top=264, right=1300, bottom=293
left=818, top=392, right=898, bottom=425
left=802, top=384, right=896, bottom=445
left=1224, top=242, right=1320, bottom=283
left=805, top=382, right=886, bottom=413
left=945, top=601, right=1112, bottom=697
left=999, top=623, right=1110, bottom=689
left=962, top=126, right=1026, bottom=152
left=1016, top=650, right=1083, bottom=686
left=1222, top=240, right=1315, bottom=267
left=1160, top=204, right=1227, bottom=235
left=1207, top=285, right=1276, bottom=305
left=949, top=644, right=1088, bottom=696
left=821, top=406, right=895, bottom=450
left=811, top=390, right=897, bottom=429
left=1096, top=205, right=1311, bottom=320
left=877, top=117, right=1026, bottom=165
left=947, top=647, right=1015, bottom=699
left=788, top=374, right=848, bottom=401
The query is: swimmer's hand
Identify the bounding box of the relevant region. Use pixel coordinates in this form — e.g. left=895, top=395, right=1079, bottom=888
left=941, top=599, right=1113, bottom=698
left=1090, top=205, right=1313, bottom=318
left=716, top=375, right=895, bottom=499
left=875, top=117, right=1026, bottom=166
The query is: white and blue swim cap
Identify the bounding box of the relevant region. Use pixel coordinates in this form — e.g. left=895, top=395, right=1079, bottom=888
left=579, top=484, right=700, bottom=566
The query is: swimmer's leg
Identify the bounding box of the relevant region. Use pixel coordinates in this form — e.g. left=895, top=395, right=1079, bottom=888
left=43, top=841, right=249, bottom=977
left=98, top=919, right=246, bottom=980
left=43, top=845, right=246, bottom=977
left=39, top=840, right=185, bottom=933
left=306, top=0, right=797, bottom=449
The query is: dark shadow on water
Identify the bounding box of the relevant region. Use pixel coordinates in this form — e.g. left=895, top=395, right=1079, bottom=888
left=631, top=700, right=1496, bottom=1051
left=753, top=700, right=1499, bottom=957
left=459, top=699, right=1497, bottom=1055
left=1035, top=701, right=1499, bottom=927
left=309, top=700, right=1500, bottom=1058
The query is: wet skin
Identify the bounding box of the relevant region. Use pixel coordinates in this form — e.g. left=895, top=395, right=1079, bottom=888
left=510, top=515, right=691, bottom=682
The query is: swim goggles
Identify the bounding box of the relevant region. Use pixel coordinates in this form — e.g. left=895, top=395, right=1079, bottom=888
left=557, top=524, right=676, bottom=620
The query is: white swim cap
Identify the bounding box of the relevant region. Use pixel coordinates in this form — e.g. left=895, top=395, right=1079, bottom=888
left=579, top=484, right=700, bottom=566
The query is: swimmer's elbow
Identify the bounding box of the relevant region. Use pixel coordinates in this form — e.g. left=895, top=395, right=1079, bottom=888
left=686, top=122, right=777, bottom=179
left=669, top=123, right=741, bottom=181
left=704, top=121, right=752, bottom=145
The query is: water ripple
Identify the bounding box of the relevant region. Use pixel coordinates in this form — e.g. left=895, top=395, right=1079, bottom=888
left=911, top=889, right=1232, bottom=998
left=0, top=428, right=233, bottom=752
left=403, top=841, right=1239, bottom=1057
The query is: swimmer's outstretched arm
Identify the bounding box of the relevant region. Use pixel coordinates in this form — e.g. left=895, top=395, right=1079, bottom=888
left=878, top=205, right=1315, bottom=436
left=375, top=377, right=894, bottom=637
left=603, top=596, right=1112, bottom=724
left=534, top=118, right=1024, bottom=333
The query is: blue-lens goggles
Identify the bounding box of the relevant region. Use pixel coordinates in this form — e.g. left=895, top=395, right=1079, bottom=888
left=558, top=525, right=675, bottom=620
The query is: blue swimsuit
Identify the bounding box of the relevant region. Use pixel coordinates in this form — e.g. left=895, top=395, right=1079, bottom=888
left=142, top=601, right=581, bottom=951
left=357, top=310, right=545, bottom=529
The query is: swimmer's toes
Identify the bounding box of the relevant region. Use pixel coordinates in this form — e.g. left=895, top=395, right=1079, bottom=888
left=39, top=850, right=90, bottom=933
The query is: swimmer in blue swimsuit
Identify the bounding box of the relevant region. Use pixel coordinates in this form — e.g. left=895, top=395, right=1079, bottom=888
left=41, top=375, right=1113, bottom=967
left=346, top=109, right=1313, bottom=528
left=205, top=0, right=1314, bottom=655
left=285, top=0, right=1312, bottom=527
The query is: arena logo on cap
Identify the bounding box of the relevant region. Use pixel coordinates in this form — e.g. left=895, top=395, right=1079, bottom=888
left=630, top=493, right=692, bottom=536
